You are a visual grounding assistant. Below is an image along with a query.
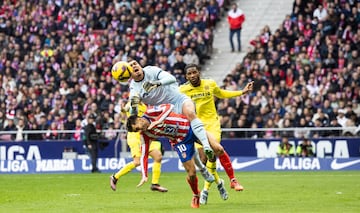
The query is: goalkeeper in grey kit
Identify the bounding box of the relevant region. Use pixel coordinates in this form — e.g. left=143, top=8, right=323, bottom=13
left=127, top=60, right=215, bottom=183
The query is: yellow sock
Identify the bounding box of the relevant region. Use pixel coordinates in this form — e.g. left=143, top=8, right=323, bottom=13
left=114, top=162, right=136, bottom=180
left=204, top=161, right=220, bottom=190
left=151, top=161, right=161, bottom=184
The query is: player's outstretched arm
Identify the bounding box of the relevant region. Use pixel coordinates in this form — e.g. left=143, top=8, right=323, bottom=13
left=147, top=104, right=174, bottom=130
left=215, top=80, right=254, bottom=99
left=142, top=70, right=176, bottom=92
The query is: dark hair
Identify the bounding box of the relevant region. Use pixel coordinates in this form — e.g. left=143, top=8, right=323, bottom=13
left=126, top=115, right=138, bottom=132
left=184, top=63, right=200, bottom=73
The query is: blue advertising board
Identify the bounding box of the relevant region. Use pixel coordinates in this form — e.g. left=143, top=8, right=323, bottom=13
left=1, top=157, right=360, bottom=174
left=221, top=138, right=360, bottom=158
left=0, top=140, right=118, bottom=160
left=0, top=138, right=359, bottom=160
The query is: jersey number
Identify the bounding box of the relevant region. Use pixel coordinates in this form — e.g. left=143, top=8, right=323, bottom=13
left=164, top=126, right=176, bottom=134
left=177, top=144, right=187, bottom=152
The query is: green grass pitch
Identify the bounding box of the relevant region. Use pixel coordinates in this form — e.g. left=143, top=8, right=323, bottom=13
left=1, top=171, right=359, bottom=213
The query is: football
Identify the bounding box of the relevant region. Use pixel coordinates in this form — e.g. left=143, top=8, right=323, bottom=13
left=111, top=61, right=133, bottom=84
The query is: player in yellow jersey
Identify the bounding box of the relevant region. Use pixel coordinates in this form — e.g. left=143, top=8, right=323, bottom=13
left=179, top=64, right=254, bottom=204
left=110, top=102, right=168, bottom=192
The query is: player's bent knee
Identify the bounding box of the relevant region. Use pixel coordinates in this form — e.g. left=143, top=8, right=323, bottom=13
left=150, top=153, right=162, bottom=162
left=212, top=143, right=224, bottom=154
left=154, top=156, right=163, bottom=162
left=182, top=102, right=197, bottom=120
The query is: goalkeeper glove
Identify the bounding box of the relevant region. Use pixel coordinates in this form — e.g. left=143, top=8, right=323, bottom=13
left=143, top=80, right=161, bottom=92
left=130, top=94, right=140, bottom=108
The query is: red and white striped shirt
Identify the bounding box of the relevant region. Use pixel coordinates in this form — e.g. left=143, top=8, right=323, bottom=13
left=143, top=104, right=190, bottom=144
left=140, top=104, right=191, bottom=179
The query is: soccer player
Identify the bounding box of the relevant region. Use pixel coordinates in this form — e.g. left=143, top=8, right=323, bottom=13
left=109, top=102, right=167, bottom=192
left=127, top=103, right=240, bottom=208
left=127, top=60, right=215, bottom=178
left=179, top=63, right=253, bottom=204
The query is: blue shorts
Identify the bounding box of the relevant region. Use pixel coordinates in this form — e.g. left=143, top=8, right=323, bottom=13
left=173, top=128, right=197, bottom=163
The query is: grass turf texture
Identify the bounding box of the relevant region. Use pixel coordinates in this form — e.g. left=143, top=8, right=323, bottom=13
left=0, top=171, right=359, bottom=213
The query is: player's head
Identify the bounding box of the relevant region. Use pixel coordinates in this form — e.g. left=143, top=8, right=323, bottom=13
left=128, top=60, right=144, bottom=82
left=126, top=115, right=149, bottom=132
left=184, top=63, right=201, bottom=86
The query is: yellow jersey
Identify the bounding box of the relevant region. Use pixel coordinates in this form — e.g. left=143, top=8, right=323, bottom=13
left=179, top=79, right=244, bottom=133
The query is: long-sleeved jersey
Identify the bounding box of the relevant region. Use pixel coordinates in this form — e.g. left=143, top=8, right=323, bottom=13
left=129, top=66, right=188, bottom=112
left=179, top=79, right=244, bottom=135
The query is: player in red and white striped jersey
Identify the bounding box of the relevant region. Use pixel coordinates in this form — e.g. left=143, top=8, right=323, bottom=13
left=126, top=103, right=243, bottom=208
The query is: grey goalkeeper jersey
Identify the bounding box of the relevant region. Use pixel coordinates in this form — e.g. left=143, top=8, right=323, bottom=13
left=129, top=66, right=189, bottom=111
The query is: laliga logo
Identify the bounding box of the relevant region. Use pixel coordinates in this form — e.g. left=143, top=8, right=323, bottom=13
left=0, top=145, right=41, bottom=160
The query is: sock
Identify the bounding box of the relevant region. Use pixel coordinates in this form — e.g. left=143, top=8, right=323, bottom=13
left=218, top=151, right=235, bottom=181
left=205, top=161, right=221, bottom=190
left=187, top=176, right=199, bottom=195
left=193, top=150, right=206, bottom=170
left=190, top=119, right=210, bottom=148
left=115, top=161, right=136, bottom=180
left=151, top=161, right=161, bottom=185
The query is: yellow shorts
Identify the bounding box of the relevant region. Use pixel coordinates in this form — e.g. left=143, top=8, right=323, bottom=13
left=127, top=132, right=162, bottom=158
left=194, top=127, right=221, bottom=149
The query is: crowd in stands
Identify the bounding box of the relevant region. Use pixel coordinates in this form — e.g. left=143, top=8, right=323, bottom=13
left=0, top=0, right=359, bottom=141
left=218, top=0, right=360, bottom=138
left=0, top=0, right=230, bottom=141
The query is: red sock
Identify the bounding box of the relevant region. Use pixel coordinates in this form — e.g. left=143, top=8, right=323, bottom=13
left=186, top=176, right=199, bottom=195
left=219, top=151, right=235, bottom=180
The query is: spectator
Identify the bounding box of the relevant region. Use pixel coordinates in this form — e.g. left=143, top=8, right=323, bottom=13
left=294, top=117, right=310, bottom=139
left=3, top=118, right=16, bottom=140
left=27, top=122, right=43, bottom=141
left=72, top=119, right=83, bottom=141
left=15, top=117, right=28, bottom=141
left=104, top=122, right=117, bottom=140
left=328, top=116, right=342, bottom=137
left=337, top=109, right=349, bottom=127
left=45, top=122, right=59, bottom=140
left=183, top=47, right=200, bottom=65
left=227, top=2, right=245, bottom=52
left=313, top=3, right=328, bottom=22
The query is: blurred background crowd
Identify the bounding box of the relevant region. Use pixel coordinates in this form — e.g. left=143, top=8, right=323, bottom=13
left=0, top=0, right=359, bottom=141
left=218, top=0, right=360, bottom=138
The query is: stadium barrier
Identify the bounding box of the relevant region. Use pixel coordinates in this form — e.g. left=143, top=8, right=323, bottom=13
left=1, top=157, right=360, bottom=174
left=0, top=136, right=359, bottom=160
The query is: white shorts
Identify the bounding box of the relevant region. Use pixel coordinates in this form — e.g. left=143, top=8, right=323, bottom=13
left=171, top=94, right=192, bottom=114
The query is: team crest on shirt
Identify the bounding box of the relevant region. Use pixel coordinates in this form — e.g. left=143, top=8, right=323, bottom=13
left=182, top=152, right=187, bottom=159
left=204, top=85, right=209, bottom=90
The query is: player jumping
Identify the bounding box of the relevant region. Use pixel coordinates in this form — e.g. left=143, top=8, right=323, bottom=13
left=127, top=59, right=215, bottom=179
left=127, top=103, right=242, bottom=208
